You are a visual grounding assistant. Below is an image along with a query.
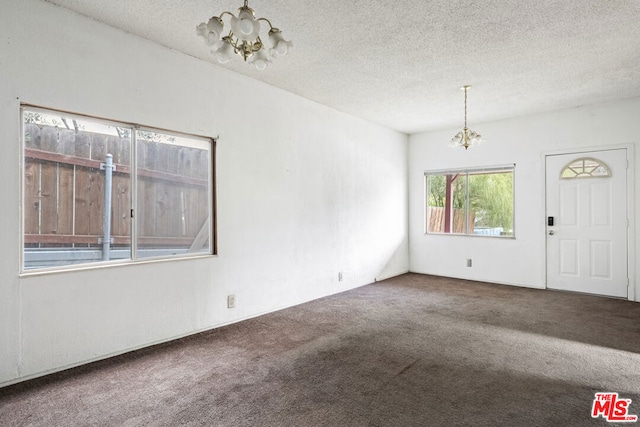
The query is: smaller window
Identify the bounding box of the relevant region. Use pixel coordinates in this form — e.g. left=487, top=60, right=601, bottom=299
left=425, top=165, right=515, bottom=237
left=560, top=157, right=611, bottom=179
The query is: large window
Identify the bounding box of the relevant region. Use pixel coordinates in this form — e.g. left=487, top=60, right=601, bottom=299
left=22, top=106, right=215, bottom=271
left=425, top=165, right=514, bottom=237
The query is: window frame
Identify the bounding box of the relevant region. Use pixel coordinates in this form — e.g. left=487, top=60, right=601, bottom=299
left=20, top=105, right=217, bottom=274
left=424, top=164, right=515, bottom=238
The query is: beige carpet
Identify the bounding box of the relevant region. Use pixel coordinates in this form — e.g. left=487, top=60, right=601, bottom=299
left=1, top=273, right=639, bottom=426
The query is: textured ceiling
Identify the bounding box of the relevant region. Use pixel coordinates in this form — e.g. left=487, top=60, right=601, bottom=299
left=43, top=0, right=640, bottom=134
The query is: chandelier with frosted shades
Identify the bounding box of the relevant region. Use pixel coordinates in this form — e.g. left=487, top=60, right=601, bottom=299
left=450, top=85, right=484, bottom=150
left=196, top=0, right=292, bottom=70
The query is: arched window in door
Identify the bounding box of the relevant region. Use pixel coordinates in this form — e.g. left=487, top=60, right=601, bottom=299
left=560, top=157, right=611, bottom=179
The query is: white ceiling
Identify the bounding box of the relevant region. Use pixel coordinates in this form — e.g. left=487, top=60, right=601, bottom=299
left=44, top=0, right=640, bottom=134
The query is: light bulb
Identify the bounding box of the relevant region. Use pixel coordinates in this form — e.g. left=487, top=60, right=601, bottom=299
left=250, top=49, right=270, bottom=70
left=239, top=18, right=253, bottom=35
left=215, top=40, right=235, bottom=64
left=269, top=29, right=292, bottom=58
left=276, top=42, right=287, bottom=55
left=231, top=11, right=260, bottom=41
left=207, top=17, right=223, bottom=36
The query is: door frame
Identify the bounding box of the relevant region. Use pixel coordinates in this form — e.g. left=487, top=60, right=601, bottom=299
left=542, top=143, right=636, bottom=301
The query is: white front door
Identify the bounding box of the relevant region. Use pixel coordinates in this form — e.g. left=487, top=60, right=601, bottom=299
left=545, top=149, right=628, bottom=298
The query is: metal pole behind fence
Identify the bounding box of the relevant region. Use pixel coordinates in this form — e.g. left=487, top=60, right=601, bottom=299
left=101, top=154, right=114, bottom=261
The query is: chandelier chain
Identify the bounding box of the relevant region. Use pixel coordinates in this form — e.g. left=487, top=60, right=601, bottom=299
left=464, top=87, right=468, bottom=129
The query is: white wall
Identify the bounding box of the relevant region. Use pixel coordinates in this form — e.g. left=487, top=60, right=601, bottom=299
left=0, top=0, right=409, bottom=386
left=409, top=97, right=639, bottom=300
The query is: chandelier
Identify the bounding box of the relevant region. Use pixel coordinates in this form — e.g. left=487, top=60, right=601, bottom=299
left=196, top=0, right=292, bottom=70
left=450, top=85, right=484, bottom=150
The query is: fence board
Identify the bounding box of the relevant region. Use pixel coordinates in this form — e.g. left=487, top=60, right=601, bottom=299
left=24, top=123, right=41, bottom=150
left=144, top=141, right=159, bottom=170
left=157, top=143, right=170, bottom=175
left=59, top=128, right=76, bottom=156
left=58, top=164, right=74, bottom=235
left=138, top=178, right=156, bottom=238
left=89, top=168, right=104, bottom=236
left=112, top=174, right=130, bottom=237
left=136, top=141, right=146, bottom=171
left=166, top=145, right=180, bottom=175
left=90, top=133, right=106, bottom=162
left=428, top=206, right=444, bottom=233
left=154, top=182, right=170, bottom=237
left=41, top=126, right=58, bottom=153
left=106, top=134, right=129, bottom=165
left=39, top=162, right=58, bottom=235
left=196, top=150, right=210, bottom=180
left=74, top=166, right=92, bottom=236
left=75, top=132, right=91, bottom=158
left=187, top=187, right=202, bottom=237
left=168, top=184, right=183, bottom=237
left=24, top=161, right=39, bottom=235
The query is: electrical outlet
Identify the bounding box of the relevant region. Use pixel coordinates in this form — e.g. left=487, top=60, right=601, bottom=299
left=227, top=294, right=236, bottom=309
left=338, top=272, right=343, bottom=282
left=466, top=259, right=472, bottom=267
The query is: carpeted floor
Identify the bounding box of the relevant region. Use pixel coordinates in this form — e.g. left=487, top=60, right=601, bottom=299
left=1, top=273, right=640, bottom=426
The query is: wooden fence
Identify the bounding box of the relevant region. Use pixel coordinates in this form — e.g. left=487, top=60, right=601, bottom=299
left=24, top=123, right=210, bottom=250
left=427, top=207, right=475, bottom=234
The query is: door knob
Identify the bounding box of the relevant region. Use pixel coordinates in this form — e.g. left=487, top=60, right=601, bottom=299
left=548, top=230, right=555, bottom=235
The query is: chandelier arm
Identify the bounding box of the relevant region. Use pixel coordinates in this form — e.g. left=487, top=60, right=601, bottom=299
left=219, top=11, right=235, bottom=19
left=224, top=33, right=240, bottom=53
left=257, top=17, right=274, bottom=29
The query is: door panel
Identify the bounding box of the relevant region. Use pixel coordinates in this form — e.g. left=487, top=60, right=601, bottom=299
left=590, top=240, right=611, bottom=279
left=546, top=149, right=627, bottom=298
left=559, top=239, right=579, bottom=276
left=559, top=184, right=578, bottom=225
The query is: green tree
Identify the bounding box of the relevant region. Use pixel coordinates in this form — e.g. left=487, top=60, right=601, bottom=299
left=468, top=172, right=513, bottom=231
left=427, top=174, right=466, bottom=209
